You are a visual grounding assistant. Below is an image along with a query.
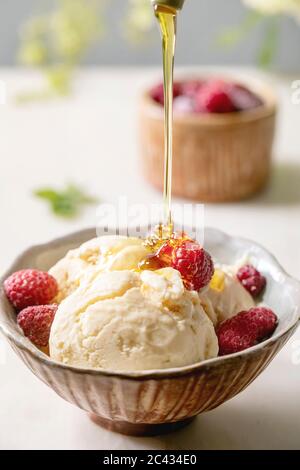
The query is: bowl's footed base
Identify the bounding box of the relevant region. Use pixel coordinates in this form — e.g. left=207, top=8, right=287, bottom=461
left=88, top=413, right=196, bottom=437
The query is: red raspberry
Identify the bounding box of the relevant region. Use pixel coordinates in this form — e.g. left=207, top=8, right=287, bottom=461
left=228, top=84, right=263, bottom=111
left=195, top=80, right=236, bottom=113
left=237, top=265, right=266, bottom=298
left=217, top=307, right=278, bottom=356
left=174, top=96, right=194, bottom=113
left=150, top=82, right=182, bottom=105
left=180, top=80, right=203, bottom=98
left=4, top=269, right=58, bottom=311
left=158, top=239, right=214, bottom=291
left=17, top=304, right=58, bottom=348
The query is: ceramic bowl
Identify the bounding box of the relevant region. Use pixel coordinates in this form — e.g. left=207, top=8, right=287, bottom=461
left=0, top=227, right=299, bottom=436
left=139, top=77, right=277, bottom=202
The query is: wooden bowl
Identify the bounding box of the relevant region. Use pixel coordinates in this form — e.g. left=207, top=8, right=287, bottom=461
left=0, top=227, right=299, bottom=436
left=139, top=78, right=277, bottom=202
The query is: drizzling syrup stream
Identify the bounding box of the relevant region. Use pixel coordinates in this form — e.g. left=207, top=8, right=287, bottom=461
left=139, top=3, right=181, bottom=268
left=140, top=1, right=185, bottom=261
left=154, top=3, right=178, bottom=236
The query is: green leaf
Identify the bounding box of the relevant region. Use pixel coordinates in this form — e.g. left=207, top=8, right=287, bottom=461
left=34, top=183, right=99, bottom=218
left=216, top=11, right=262, bottom=48
left=257, top=17, right=280, bottom=68
left=62, top=184, right=98, bottom=204
left=34, top=188, right=60, bottom=201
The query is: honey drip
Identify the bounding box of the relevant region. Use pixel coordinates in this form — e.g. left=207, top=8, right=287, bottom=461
left=140, top=3, right=182, bottom=269
left=155, top=4, right=177, bottom=237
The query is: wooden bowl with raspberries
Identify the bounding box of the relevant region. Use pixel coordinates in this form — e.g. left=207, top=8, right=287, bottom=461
left=139, top=76, right=277, bottom=202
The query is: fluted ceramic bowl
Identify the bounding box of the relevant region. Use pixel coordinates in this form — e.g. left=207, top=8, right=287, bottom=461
left=0, top=227, right=299, bottom=436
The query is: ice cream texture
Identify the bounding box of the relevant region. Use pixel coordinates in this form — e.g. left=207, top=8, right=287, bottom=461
left=49, top=236, right=149, bottom=302
left=200, top=266, right=255, bottom=325
left=49, top=235, right=261, bottom=370
left=49, top=266, right=218, bottom=370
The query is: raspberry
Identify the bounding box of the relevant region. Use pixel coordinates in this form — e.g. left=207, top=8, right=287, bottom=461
left=4, top=269, right=58, bottom=310
left=237, top=265, right=266, bottom=298
left=180, top=80, right=203, bottom=98
left=150, top=82, right=182, bottom=105
left=158, top=239, right=214, bottom=291
left=195, top=80, right=236, bottom=113
left=17, top=304, right=58, bottom=348
left=173, top=96, right=194, bottom=113
left=217, top=307, right=278, bottom=356
left=228, top=84, right=263, bottom=111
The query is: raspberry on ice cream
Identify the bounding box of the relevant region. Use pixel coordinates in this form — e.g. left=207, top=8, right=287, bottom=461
left=237, top=264, right=266, bottom=298
left=17, top=304, right=58, bottom=348
left=217, top=307, right=278, bottom=356
left=157, top=238, right=214, bottom=291
left=4, top=269, right=58, bottom=310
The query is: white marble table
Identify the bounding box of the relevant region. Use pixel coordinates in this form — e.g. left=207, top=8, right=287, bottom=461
left=0, top=67, right=300, bottom=450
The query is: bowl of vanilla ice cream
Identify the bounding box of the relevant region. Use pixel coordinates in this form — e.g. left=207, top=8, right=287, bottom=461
left=0, top=227, right=299, bottom=436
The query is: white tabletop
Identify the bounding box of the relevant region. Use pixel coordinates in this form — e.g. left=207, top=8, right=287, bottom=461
left=0, top=67, right=300, bottom=450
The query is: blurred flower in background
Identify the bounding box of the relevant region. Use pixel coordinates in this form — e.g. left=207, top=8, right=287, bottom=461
left=244, top=0, right=300, bottom=19
left=125, top=0, right=154, bottom=42
left=17, top=0, right=155, bottom=101
left=17, top=0, right=300, bottom=101
left=18, top=0, right=105, bottom=100
left=219, top=0, right=300, bottom=67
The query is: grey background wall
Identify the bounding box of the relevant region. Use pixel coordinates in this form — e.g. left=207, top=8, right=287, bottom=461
left=1, top=0, right=300, bottom=70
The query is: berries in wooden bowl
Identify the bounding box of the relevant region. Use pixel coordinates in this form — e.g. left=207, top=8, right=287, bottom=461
left=139, top=76, right=277, bottom=202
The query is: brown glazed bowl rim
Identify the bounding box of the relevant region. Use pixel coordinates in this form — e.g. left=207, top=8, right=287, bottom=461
left=141, top=74, right=277, bottom=125
left=0, top=227, right=299, bottom=380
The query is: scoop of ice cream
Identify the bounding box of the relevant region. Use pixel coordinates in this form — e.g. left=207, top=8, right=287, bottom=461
left=49, top=236, right=149, bottom=302
left=200, top=268, right=255, bottom=325
left=49, top=268, right=218, bottom=370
